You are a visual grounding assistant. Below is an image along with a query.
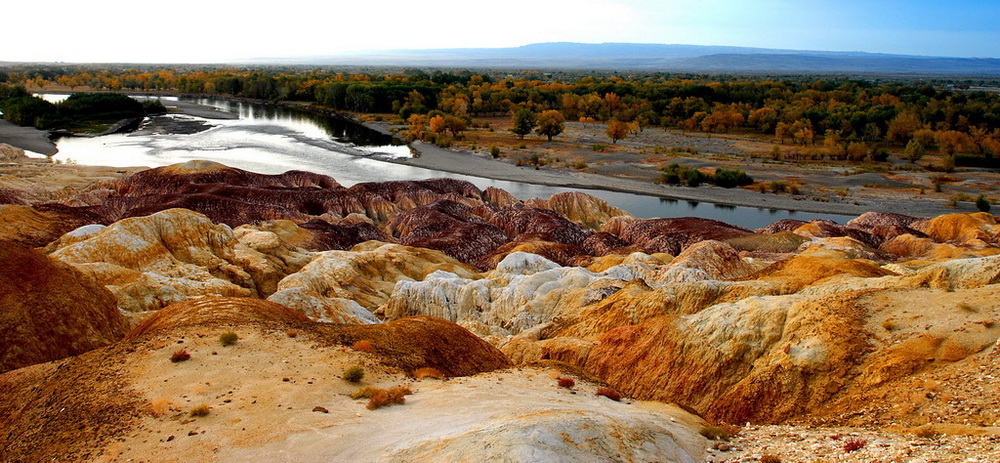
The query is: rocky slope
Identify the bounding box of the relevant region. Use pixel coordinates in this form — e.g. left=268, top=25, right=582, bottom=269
left=2, top=161, right=999, bottom=461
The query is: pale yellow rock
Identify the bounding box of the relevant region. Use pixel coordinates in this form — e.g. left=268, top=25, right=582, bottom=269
left=48, top=209, right=310, bottom=313
left=269, top=241, right=477, bottom=323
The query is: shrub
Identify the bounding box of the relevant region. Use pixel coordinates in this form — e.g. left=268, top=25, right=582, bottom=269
left=189, top=404, right=211, bottom=417
left=699, top=425, right=739, bottom=441
left=557, top=377, right=575, bottom=389
left=958, top=302, right=978, bottom=313
left=712, top=168, right=754, bottom=188
left=350, top=386, right=381, bottom=400
left=286, top=330, right=298, bottom=338
left=770, top=181, right=788, bottom=193
left=365, top=385, right=412, bottom=410
left=342, top=366, right=365, bottom=383
left=595, top=387, right=621, bottom=401
left=842, top=438, right=867, bottom=452
left=413, top=367, right=445, bottom=380
left=489, top=145, right=501, bottom=158
left=219, top=331, right=239, bottom=347
left=170, top=349, right=191, bottom=363
left=760, top=455, right=782, bottom=463
left=976, top=195, right=991, bottom=213
left=352, top=340, right=374, bottom=353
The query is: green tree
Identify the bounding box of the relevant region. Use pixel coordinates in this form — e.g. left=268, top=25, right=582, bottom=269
left=976, top=195, right=991, bottom=213
left=535, top=110, right=565, bottom=141
left=904, top=139, right=926, bottom=163
left=510, top=106, right=536, bottom=140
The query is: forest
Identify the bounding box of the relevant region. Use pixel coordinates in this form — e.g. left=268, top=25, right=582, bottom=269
left=2, top=65, right=999, bottom=168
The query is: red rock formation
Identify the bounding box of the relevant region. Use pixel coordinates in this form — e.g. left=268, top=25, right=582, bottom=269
left=0, top=242, right=128, bottom=373
left=483, top=203, right=592, bottom=246
left=604, top=216, right=752, bottom=255
left=310, top=316, right=512, bottom=377
left=525, top=191, right=631, bottom=230
left=108, top=160, right=342, bottom=196
left=793, top=220, right=883, bottom=248
left=126, top=297, right=311, bottom=339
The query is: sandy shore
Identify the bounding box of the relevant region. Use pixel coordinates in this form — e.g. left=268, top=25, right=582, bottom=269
left=380, top=136, right=974, bottom=218
left=0, top=120, right=58, bottom=155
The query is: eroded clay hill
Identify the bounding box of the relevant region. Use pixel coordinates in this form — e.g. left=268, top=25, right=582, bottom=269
left=2, top=161, right=1000, bottom=460
left=0, top=297, right=704, bottom=462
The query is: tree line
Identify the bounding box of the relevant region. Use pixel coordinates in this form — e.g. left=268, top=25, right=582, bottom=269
left=3, top=65, right=999, bottom=164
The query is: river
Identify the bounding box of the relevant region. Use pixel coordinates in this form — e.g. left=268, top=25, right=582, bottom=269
left=44, top=95, right=854, bottom=229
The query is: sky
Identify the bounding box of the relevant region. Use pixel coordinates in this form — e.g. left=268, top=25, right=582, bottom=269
left=3, top=0, right=998, bottom=63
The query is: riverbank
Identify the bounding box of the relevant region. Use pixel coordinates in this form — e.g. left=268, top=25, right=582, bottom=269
left=370, top=125, right=975, bottom=218
left=0, top=120, right=58, bottom=155
left=2, top=91, right=983, bottom=219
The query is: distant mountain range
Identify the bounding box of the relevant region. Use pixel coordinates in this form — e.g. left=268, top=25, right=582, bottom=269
left=256, top=42, right=1000, bottom=75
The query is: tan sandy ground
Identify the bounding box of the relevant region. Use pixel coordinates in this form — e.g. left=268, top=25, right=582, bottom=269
left=96, top=324, right=706, bottom=462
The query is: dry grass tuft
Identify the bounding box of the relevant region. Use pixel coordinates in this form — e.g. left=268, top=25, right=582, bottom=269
left=350, top=386, right=381, bottom=400
left=219, top=331, right=239, bottom=346
left=342, top=365, right=365, bottom=383
left=170, top=349, right=191, bottom=363
left=699, top=424, right=740, bottom=441
left=286, top=330, right=298, bottom=338
left=413, top=367, right=445, bottom=380
left=352, top=339, right=374, bottom=352
left=364, top=385, right=413, bottom=410
left=595, top=387, right=622, bottom=402
left=189, top=404, right=211, bottom=417
left=557, top=377, right=575, bottom=389
left=842, top=437, right=867, bottom=452
left=759, top=455, right=782, bottom=463
left=957, top=302, right=979, bottom=313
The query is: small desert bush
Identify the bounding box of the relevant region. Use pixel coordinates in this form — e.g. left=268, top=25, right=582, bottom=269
left=189, top=404, right=211, bottom=417
left=595, top=387, right=621, bottom=401
left=842, top=437, right=867, bottom=452
left=219, top=331, right=239, bottom=347
left=958, top=302, right=978, bottom=313
left=365, top=385, right=412, bottom=410
left=170, top=349, right=191, bottom=363
left=557, top=377, right=575, bottom=389
left=413, top=367, right=445, bottom=380
left=342, top=365, right=365, bottom=383
left=913, top=426, right=939, bottom=439
left=352, top=340, right=374, bottom=352
left=699, top=425, right=739, bottom=441
left=286, top=330, right=298, bottom=338
left=881, top=319, right=898, bottom=331
left=759, top=455, right=781, bottom=463
left=350, top=386, right=381, bottom=400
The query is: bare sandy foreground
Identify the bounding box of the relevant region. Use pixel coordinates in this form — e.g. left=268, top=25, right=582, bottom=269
left=0, top=101, right=977, bottom=219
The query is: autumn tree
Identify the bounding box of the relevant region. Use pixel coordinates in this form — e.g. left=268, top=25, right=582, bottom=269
left=444, top=115, right=466, bottom=137
left=428, top=114, right=447, bottom=134
left=535, top=110, right=565, bottom=141
left=606, top=119, right=629, bottom=144
left=510, top=106, right=536, bottom=140
left=775, top=122, right=790, bottom=144
left=904, top=139, right=926, bottom=163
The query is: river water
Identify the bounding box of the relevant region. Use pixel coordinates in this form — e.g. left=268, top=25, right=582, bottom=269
left=45, top=95, right=853, bottom=229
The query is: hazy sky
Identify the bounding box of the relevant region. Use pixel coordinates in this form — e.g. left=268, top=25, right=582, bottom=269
left=4, top=0, right=998, bottom=63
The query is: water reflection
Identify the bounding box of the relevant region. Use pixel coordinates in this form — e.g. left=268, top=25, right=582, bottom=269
left=46, top=94, right=855, bottom=229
